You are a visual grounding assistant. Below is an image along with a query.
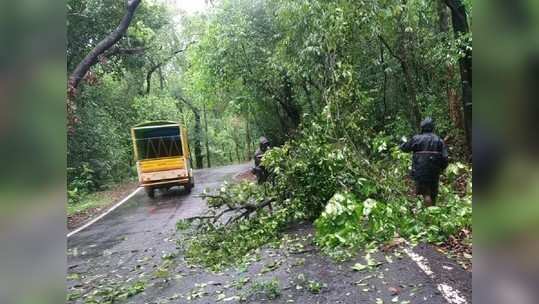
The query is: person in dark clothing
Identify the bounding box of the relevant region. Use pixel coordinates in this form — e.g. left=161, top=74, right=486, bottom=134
left=400, top=117, right=448, bottom=206
left=252, top=136, right=271, bottom=183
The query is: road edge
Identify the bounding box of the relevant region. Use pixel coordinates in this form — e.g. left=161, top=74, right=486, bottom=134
left=67, top=187, right=142, bottom=238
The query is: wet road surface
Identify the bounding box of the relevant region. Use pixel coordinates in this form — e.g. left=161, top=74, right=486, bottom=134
left=67, top=163, right=471, bottom=304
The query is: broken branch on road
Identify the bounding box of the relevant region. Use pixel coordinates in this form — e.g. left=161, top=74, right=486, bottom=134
left=189, top=190, right=275, bottom=227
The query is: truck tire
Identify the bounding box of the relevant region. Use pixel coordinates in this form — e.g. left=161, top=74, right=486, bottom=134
left=145, top=187, right=155, bottom=198
left=185, top=178, right=194, bottom=193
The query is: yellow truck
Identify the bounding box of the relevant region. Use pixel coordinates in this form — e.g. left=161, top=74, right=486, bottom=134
left=131, top=121, right=194, bottom=198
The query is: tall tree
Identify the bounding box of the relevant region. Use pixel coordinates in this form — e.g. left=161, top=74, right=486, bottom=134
left=438, top=0, right=463, bottom=131
left=175, top=95, right=204, bottom=169
left=444, top=0, right=472, bottom=153
left=67, top=0, right=142, bottom=129
left=379, top=35, right=422, bottom=130
left=68, top=0, right=142, bottom=95
left=203, top=104, right=211, bottom=168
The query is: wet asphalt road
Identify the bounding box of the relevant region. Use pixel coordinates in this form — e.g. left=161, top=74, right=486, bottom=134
left=68, top=163, right=249, bottom=260
left=67, top=163, right=471, bottom=304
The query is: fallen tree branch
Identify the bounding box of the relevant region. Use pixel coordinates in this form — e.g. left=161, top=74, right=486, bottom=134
left=193, top=192, right=276, bottom=227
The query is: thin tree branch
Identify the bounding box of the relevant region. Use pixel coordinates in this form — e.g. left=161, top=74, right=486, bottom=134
left=378, top=35, right=404, bottom=65
left=145, top=41, right=197, bottom=94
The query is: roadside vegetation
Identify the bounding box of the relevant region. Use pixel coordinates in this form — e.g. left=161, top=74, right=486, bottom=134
left=67, top=180, right=138, bottom=229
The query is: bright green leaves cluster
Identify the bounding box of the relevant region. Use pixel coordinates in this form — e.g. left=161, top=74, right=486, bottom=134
left=314, top=167, right=472, bottom=255
left=314, top=191, right=404, bottom=253
left=315, top=192, right=435, bottom=250
left=314, top=192, right=371, bottom=248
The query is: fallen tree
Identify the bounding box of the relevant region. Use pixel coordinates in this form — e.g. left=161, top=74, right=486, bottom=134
left=179, top=115, right=472, bottom=269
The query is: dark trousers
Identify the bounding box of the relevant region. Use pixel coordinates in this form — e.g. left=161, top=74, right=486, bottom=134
left=415, top=177, right=439, bottom=205
left=253, top=166, right=268, bottom=184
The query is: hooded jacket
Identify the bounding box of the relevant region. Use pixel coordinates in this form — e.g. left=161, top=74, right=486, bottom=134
left=400, top=118, right=448, bottom=182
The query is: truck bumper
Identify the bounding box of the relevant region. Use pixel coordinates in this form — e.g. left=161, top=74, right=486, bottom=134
left=141, top=177, right=191, bottom=187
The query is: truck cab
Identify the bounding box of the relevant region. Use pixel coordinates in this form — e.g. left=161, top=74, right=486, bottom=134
left=131, top=121, right=194, bottom=198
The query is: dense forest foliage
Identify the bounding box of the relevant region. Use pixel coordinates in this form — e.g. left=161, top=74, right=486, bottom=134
left=68, top=0, right=472, bottom=262
left=68, top=0, right=262, bottom=200
left=67, top=0, right=471, bottom=200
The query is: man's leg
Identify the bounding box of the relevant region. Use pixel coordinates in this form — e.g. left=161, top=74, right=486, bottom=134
left=431, top=178, right=439, bottom=205
left=424, top=194, right=433, bottom=207
left=253, top=167, right=262, bottom=183
left=416, top=181, right=432, bottom=207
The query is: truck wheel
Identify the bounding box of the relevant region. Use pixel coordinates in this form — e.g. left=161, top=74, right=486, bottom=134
left=185, top=179, right=194, bottom=193
left=145, top=187, right=155, bottom=198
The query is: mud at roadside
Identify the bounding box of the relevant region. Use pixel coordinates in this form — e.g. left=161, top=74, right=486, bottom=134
left=67, top=181, right=139, bottom=231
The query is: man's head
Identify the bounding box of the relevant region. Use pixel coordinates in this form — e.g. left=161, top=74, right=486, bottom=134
left=259, top=136, right=270, bottom=152
left=420, top=117, right=435, bottom=133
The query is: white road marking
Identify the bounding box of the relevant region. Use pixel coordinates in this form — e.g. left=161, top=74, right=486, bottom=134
left=437, top=283, right=468, bottom=304
left=67, top=187, right=142, bottom=238
left=403, top=247, right=434, bottom=276
left=403, top=246, right=468, bottom=304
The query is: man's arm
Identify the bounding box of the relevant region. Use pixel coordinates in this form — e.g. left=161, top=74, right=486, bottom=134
left=400, top=136, right=416, bottom=152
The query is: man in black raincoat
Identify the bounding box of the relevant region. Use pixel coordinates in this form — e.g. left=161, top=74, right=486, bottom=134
left=252, top=137, right=271, bottom=183
left=400, top=117, right=448, bottom=206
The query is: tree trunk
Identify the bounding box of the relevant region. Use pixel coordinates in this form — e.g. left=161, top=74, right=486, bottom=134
left=245, top=111, right=252, bottom=160
left=175, top=96, right=203, bottom=168
left=145, top=64, right=160, bottom=95
left=203, top=104, right=211, bottom=168
left=158, top=67, right=164, bottom=90
left=438, top=0, right=464, bottom=131
left=379, top=34, right=421, bottom=130
left=446, top=67, right=463, bottom=130
left=380, top=35, right=421, bottom=129
left=235, top=142, right=241, bottom=163
left=188, top=142, right=194, bottom=169
left=399, top=33, right=422, bottom=130
left=279, top=73, right=301, bottom=130
left=445, top=0, right=472, bottom=153
left=193, top=111, right=204, bottom=169
left=380, top=42, right=388, bottom=125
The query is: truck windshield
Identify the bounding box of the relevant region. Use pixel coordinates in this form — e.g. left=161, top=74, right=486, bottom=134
left=133, top=125, right=183, bottom=160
